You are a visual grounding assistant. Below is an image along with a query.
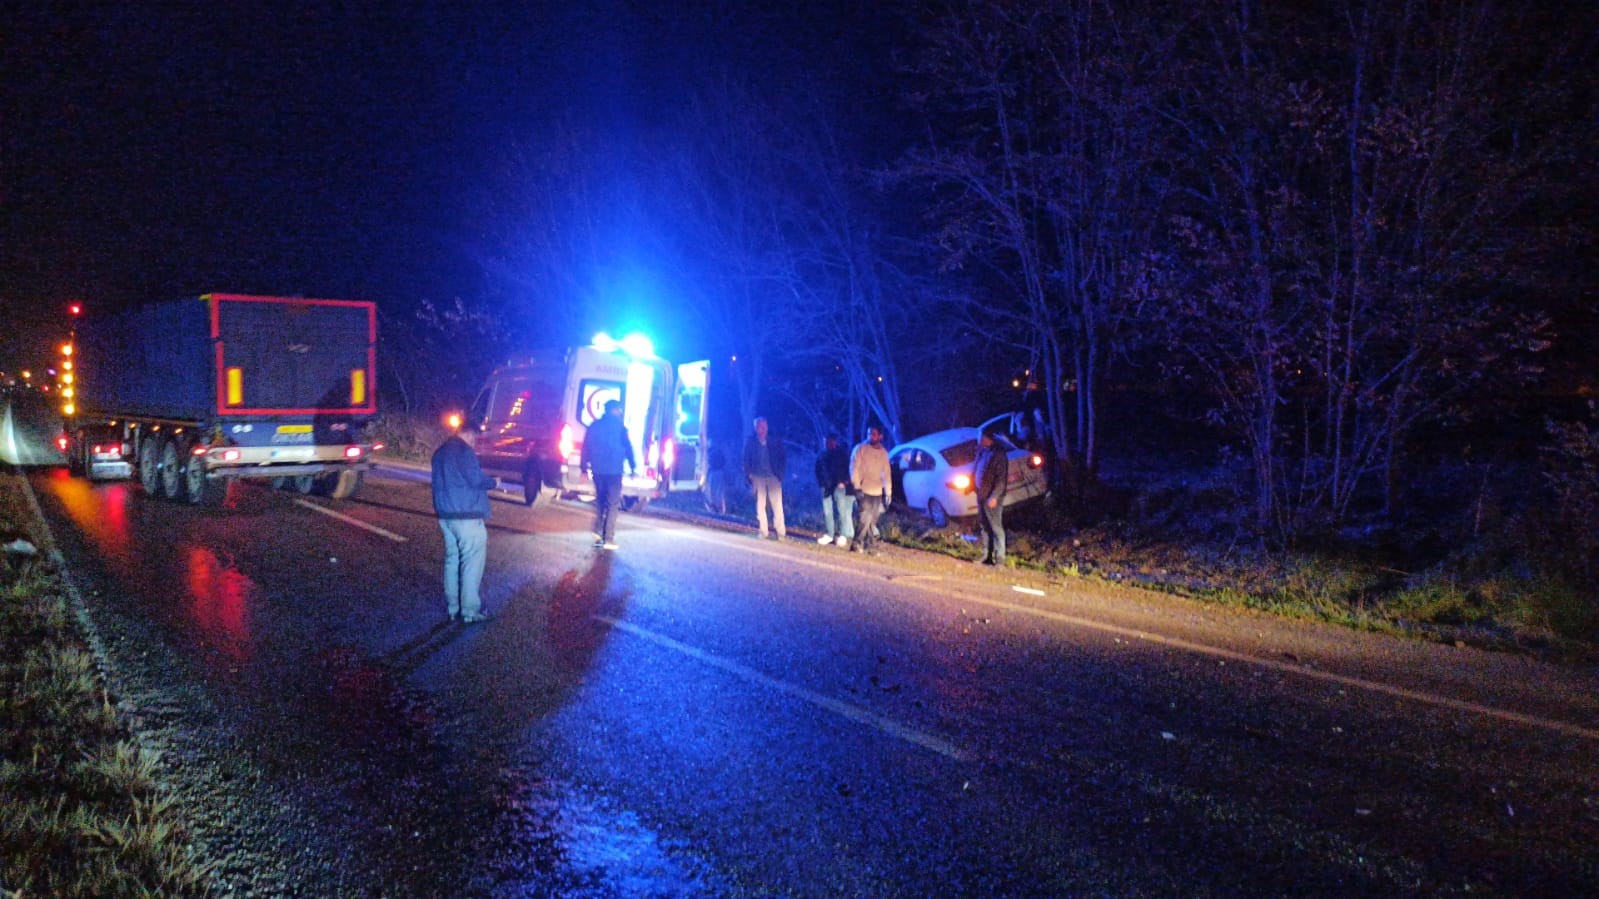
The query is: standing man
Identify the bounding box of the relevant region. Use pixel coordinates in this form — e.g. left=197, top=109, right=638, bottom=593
left=431, top=419, right=499, bottom=624
left=974, top=428, right=1010, bottom=565
left=581, top=399, right=636, bottom=550
left=742, top=416, right=787, bottom=540
left=849, top=425, right=891, bottom=555
left=814, top=433, right=854, bottom=547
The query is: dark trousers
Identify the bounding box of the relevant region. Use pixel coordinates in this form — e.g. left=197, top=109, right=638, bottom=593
left=594, top=473, right=623, bottom=542
left=854, top=494, right=885, bottom=550
left=978, top=500, right=1005, bottom=562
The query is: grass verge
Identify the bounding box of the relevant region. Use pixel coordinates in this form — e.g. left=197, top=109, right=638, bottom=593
left=0, top=472, right=210, bottom=897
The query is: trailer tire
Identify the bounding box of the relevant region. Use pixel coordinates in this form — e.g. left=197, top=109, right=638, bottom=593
left=291, top=475, right=319, bottom=495
left=158, top=438, right=186, bottom=501
left=183, top=448, right=224, bottom=506
left=138, top=438, right=162, bottom=495
left=327, top=469, right=363, bottom=500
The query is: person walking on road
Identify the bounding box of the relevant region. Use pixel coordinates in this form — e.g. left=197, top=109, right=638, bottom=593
left=431, top=419, right=499, bottom=623
left=974, top=427, right=1009, bottom=565
left=849, top=425, right=891, bottom=555
left=814, top=433, right=853, bottom=547
left=743, top=416, right=788, bottom=540
left=581, top=399, right=636, bottom=550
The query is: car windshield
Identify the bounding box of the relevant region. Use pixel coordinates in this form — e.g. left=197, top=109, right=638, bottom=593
left=940, top=439, right=979, bottom=467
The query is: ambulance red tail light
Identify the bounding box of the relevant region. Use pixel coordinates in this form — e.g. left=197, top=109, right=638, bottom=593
left=221, top=449, right=241, bottom=462
left=56, top=435, right=69, bottom=452
left=661, top=437, right=676, bottom=473
left=558, top=424, right=575, bottom=460
left=344, top=446, right=363, bottom=459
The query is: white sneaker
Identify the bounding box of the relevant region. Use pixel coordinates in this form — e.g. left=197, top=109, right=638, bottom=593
left=834, top=539, right=851, bottom=548
left=817, top=535, right=833, bottom=545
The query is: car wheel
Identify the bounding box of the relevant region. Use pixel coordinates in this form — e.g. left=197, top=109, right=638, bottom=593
left=327, top=469, right=363, bottom=499
left=522, top=460, right=542, bottom=507
left=927, top=498, right=949, bottom=528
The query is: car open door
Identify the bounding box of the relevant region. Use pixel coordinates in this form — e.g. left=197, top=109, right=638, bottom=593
left=671, top=360, right=710, bottom=492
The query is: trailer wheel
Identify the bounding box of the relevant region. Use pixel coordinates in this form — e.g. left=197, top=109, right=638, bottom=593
left=183, top=447, right=224, bottom=506
left=158, top=438, right=186, bottom=500
left=292, top=475, right=318, bottom=495
left=327, top=469, right=363, bottom=500
left=138, top=438, right=162, bottom=495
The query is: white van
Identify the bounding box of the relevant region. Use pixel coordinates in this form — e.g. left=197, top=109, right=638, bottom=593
left=466, top=334, right=709, bottom=509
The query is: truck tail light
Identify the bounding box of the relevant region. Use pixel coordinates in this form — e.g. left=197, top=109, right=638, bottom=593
left=191, top=445, right=208, bottom=457
left=344, top=446, right=363, bottom=459
left=56, top=435, right=69, bottom=452
left=220, top=449, right=241, bottom=462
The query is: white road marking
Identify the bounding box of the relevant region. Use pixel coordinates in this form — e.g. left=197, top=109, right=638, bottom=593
left=1011, top=585, right=1046, bottom=596
left=595, top=615, right=966, bottom=761
left=292, top=498, right=409, bottom=542
left=637, top=520, right=1599, bottom=742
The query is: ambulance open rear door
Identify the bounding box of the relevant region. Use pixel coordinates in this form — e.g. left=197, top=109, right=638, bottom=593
left=671, top=360, right=710, bottom=492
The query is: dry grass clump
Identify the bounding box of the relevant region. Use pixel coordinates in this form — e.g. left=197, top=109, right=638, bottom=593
left=1, top=494, right=211, bottom=897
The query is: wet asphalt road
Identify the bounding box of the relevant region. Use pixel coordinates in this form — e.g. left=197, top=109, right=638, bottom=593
left=16, top=441, right=1599, bottom=895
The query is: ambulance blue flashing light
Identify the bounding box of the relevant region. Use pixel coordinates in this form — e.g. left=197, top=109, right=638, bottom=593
left=590, top=331, right=657, bottom=359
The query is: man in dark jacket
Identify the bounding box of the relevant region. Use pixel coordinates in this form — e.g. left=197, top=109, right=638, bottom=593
left=974, top=428, right=1009, bottom=565
left=742, top=416, right=787, bottom=540
left=581, top=399, right=636, bottom=549
left=431, top=420, right=499, bottom=623
left=814, top=433, right=853, bottom=546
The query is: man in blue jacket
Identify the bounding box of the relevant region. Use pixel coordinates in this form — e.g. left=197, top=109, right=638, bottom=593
left=431, top=419, right=499, bottom=623
left=581, top=399, right=636, bottom=550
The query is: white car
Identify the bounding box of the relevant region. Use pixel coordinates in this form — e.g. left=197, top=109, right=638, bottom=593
left=886, top=427, right=1049, bottom=527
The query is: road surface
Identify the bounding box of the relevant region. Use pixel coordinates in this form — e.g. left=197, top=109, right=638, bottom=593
left=10, top=414, right=1599, bottom=896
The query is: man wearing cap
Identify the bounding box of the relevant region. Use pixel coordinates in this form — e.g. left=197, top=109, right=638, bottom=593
left=431, top=420, right=499, bottom=623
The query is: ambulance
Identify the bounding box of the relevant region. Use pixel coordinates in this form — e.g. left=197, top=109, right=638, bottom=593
left=464, top=333, right=709, bottom=510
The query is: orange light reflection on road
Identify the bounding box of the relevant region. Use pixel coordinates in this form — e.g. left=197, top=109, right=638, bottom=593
left=49, top=468, right=134, bottom=558
left=185, top=546, right=254, bottom=663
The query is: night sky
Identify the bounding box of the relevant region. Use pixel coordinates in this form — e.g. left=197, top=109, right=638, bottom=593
left=2, top=1, right=887, bottom=365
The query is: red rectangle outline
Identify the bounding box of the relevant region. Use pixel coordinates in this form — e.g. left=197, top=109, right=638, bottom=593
left=206, top=294, right=378, bottom=416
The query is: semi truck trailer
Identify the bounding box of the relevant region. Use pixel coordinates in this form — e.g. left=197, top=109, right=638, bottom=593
left=63, top=293, right=378, bottom=503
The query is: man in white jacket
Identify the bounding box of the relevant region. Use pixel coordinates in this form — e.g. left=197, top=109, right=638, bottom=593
left=849, top=425, right=892, bottom=555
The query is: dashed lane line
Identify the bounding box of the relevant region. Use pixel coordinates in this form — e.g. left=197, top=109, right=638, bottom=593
left=292, top=498, right=409, bottom=542
left=594, top=615, right=967, bottom=762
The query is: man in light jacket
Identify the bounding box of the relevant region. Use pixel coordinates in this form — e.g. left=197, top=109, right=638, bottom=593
left=849, top=425, right=892, bottom=555
left=431, top=420, right=499, bottom=623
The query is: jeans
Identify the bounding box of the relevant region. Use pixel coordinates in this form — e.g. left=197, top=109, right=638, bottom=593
left=854, top=493, right=885, bottom=550
left=751, top=475, right=786, bottom=538
left=439, top=518, right=487, bottom=618
left=593, top=473, right=623, bottom=542
left=978, top=500, right=1006, bottom=563
left=822, top=486, right=855, bottom=541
